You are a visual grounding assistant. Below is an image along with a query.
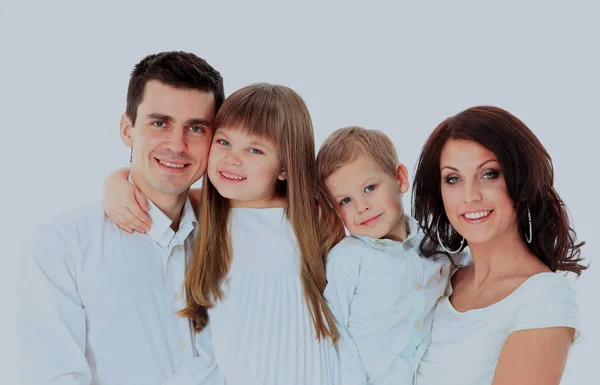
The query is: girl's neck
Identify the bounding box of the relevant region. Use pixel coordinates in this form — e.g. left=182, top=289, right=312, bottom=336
left=230, top=195, right=286, bottom=209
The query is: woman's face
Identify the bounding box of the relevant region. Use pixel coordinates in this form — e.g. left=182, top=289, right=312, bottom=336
left=439, top=139, right=519, bottom=246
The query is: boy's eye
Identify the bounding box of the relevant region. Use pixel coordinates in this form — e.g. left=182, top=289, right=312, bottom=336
left=217, top=139, right=230, bottom=146
left=249, top=148, right=263, bottom=155
left=364, top=184, right=376, bottom=193
left=152, top=121, right=165, bottom=128
left=189, top=126, right=204, bottom=133
left=340, top=197, right=351, bottom=206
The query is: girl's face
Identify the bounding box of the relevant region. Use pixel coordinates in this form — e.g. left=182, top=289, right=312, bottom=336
left=440, top=139, right=518, bottom=247
left=207, top=127, right=286, bottom=208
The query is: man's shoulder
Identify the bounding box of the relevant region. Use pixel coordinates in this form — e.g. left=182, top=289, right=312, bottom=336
left=40, top=201, right=108, bottom=236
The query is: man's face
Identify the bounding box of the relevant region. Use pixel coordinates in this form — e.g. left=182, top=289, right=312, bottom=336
left=121, top=80, right=216, bottom=201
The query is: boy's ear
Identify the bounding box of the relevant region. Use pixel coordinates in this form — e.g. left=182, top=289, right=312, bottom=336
left=395, top=163, right=410, bottom=194
left=120, top=113, right=134, bottom=147
left=278, top=168, right=287, bottom=181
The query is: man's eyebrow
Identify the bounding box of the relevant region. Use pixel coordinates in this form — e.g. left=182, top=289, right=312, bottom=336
left=146, top=113, right=173, bottom=122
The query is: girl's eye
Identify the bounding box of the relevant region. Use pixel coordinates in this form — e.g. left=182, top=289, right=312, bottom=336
left=340, top=197, right=351, bottom=206
left=189, top=126, right=204, bottom=133
left=152, top=121, right=165, bottom=128
left=445, top=176, right=460, bottom=184
left=364, top=184, right=376, bottom=193
left=249, top=148, right=263, bottom=155
left=217, top=139, right=230, bottom=146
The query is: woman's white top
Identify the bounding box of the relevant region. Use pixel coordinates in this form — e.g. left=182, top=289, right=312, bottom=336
left=324, top=216, right=452, bottom=385
left=416, top=271, right=580, bottom=385
left=207, top=207, right=340, bottom=385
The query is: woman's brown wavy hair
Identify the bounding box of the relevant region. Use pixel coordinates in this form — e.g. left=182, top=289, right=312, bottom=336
left=412, top=106, right=586, bottom=275
left=180, top=83, right=340, bottom=343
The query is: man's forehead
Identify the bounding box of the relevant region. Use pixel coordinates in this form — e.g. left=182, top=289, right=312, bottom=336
left=137, top=82, right=215, bottom=122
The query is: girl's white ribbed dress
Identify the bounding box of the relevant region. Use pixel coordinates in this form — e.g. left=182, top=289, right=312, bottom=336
left=416, top=271, right=580, bottom=385
left=207, top=207, right=340, bottom=385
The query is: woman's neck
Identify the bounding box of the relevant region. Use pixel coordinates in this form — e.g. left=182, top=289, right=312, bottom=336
left=466, top=226, right=539, bottom=286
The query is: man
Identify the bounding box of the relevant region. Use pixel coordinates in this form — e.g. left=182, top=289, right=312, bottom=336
left=17, top=51, right=225, bottom=385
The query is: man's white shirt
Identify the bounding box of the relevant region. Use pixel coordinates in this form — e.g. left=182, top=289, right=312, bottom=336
left=17, top=199, right=220, bottom=385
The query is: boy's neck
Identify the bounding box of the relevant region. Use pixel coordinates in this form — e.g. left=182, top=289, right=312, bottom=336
left=381, top=214, right=408, bottom=242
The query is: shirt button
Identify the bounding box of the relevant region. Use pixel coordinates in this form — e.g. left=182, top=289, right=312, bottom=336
left=416, top=322, right=422, bottom=329
left=415, top=283, right=421, bottom=290
left=173, top=294, right=181, bottom=301
left=407, top=306, right=412, bottom=313
left=180, top=340, right=186, bottom=349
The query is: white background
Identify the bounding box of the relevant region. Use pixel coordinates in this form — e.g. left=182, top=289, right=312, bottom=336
left=2, top=2, right=598, bottom=384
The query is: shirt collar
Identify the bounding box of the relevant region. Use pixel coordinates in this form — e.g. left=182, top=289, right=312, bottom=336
left=129, top=176, right=198, bottom=248
left=145, top=198, right=198, bottom=248
left=351, top=215, right=422, bottom=250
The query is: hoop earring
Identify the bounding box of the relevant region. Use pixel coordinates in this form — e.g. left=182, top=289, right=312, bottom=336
left=524, top=206, right=532, bottom=244
left=436, top=214, right=464, bottom=254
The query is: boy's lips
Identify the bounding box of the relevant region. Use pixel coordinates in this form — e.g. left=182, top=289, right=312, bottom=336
left=360, top=213, right=383, bottom=226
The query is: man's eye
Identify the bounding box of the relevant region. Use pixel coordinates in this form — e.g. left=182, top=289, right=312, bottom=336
left=152, top=121, right=165, bottom=128
left=189, top=126, right=204, bottom=133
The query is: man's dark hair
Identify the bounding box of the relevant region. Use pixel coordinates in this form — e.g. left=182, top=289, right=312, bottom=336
left=126, top=51, right=225, bottom=125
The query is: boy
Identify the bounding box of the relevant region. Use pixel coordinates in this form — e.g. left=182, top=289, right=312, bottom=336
left=317, top=126, right=453, bottom=385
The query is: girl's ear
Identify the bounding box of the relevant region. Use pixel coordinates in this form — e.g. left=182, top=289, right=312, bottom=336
left=278, top=168, right=287, bottom=181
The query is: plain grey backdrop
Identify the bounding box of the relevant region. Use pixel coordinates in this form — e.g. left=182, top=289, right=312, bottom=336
left=2, top=2, right=598, bottom=384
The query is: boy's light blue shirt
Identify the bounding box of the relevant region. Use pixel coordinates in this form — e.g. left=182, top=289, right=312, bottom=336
left=324, top=215, right=453, bottom=385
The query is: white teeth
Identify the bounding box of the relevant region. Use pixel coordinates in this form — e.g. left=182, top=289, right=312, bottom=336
left=221, top=172, right=245, bottom=180
left=464, top=211, right=491, bottom=220
left=159, top=160, right=185, bottom=168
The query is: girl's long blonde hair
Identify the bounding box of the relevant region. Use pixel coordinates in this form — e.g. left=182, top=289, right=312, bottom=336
left=180, top=83, right=341, bottom=343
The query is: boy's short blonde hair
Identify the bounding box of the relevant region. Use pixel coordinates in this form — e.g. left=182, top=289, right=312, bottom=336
left=317, top=126, right=399, bottom=183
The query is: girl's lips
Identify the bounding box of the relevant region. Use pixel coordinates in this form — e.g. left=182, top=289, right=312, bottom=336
left=218, top=171, right=246, bottom=183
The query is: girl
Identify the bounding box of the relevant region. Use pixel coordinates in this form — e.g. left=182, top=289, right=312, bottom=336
left=105, top=83, right=342, bottom=385
left=412, top=106, right=585, bottom=385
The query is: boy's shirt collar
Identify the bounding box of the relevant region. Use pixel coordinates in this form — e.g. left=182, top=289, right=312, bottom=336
left=351, top=215, right=421, bottom=250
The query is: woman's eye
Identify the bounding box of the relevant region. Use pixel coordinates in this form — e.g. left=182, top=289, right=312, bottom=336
left=340, top=197, right=351, bottom=205
left=445, top=176, right=460, bottom=184
left=364, top=184, right=376, bottom=193
left=482, top=171, right=499, bottom=180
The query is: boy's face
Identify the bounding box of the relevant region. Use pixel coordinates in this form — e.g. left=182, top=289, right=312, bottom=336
left=325, top=153, right=409, bottom=241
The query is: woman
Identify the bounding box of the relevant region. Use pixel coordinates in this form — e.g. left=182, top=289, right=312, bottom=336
left=412, top=106, right=585, bottom=385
